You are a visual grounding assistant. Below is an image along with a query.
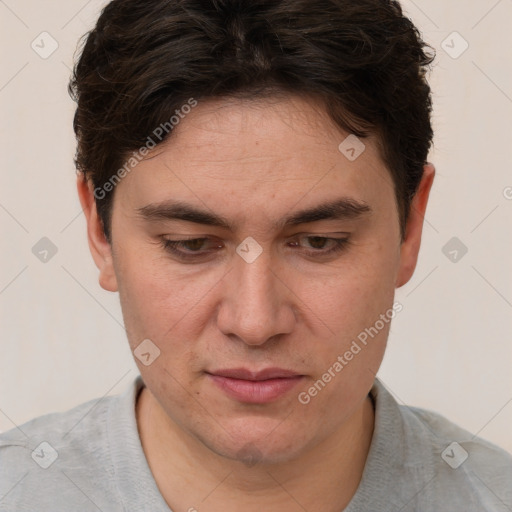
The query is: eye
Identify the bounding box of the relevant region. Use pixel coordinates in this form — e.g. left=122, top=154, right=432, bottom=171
left=161, top=237, right=223, bottom=261
left=288, top=235, right=351, bottom=256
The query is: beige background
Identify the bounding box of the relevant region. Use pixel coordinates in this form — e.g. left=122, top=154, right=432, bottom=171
left=1, top=0, right=511, bottom=453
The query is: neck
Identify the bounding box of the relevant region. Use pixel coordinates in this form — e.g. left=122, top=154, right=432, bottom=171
left=136, top=386, right=374, bottom=512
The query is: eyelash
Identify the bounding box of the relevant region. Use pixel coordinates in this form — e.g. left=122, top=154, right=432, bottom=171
left=161, top=236, right=351, bottom=261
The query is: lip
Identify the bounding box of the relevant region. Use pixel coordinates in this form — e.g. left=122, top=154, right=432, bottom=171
left=206, top=368, right=304, bottom=404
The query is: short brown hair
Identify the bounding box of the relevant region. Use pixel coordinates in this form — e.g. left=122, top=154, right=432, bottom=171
left=69, top=0, right=435, bottom=242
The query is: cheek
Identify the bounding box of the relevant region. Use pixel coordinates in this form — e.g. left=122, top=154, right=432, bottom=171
left=302, top=244, right=398, bottom=337
left=114, top=243, right=206, bottom=348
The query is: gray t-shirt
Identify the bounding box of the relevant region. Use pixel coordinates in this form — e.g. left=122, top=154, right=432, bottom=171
left=1, top=376, right=511, bottom=511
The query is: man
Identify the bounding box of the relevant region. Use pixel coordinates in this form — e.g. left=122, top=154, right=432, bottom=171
left=1, top=0, right=511, bottom=510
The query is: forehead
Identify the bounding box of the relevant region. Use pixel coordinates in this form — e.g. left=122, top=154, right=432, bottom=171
left=115, top=95, right=395, bottom=225
left=158, top=95, right=380, bottom=167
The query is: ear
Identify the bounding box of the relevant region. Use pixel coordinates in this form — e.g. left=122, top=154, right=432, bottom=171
left=395, top=163, right=435, bottom=288
left=77, top=174, right=118, bottom=292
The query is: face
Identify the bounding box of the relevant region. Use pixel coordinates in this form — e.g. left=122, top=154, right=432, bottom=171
left=80, top=95, right=433, bottom=465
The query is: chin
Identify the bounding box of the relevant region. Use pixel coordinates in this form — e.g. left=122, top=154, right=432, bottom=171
left=225, top=442, right=304, bottom=467
left=198, top=423, right=309, bottom=467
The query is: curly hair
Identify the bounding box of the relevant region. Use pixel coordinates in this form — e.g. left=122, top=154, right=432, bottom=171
left=69, top=0, right=435, bottom=242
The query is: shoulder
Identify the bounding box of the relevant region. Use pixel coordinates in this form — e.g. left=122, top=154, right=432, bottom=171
left=0, top=391, right=114, bottom=464
left=0, top=387, right=127, bottom=511
left=401, top=401, right=512, bottom=471
left=375, top=380, right=512, bottom=510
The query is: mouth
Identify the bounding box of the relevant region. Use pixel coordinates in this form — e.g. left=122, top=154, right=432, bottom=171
left=205, top=367, right=305, bottom=404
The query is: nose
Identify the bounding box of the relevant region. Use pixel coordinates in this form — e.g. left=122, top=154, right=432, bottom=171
left=216, top=245, right=296, bottom=346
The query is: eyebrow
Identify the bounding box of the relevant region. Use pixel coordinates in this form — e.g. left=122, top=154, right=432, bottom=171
left=136, top=197, right=372, bottom=231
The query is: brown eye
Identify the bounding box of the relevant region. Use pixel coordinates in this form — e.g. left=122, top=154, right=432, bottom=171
left=161, top=237, right=223, bottom=261
left=289, top=235, right=351, bottom=256
left=305, top=236, right=330, bottom=249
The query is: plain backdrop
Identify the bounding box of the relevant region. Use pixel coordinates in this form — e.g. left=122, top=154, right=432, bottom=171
left=0, top=0, right=511, bottom=454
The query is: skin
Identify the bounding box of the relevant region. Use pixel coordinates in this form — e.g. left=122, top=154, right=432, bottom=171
left=78, top=95, right=435, bottom=511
